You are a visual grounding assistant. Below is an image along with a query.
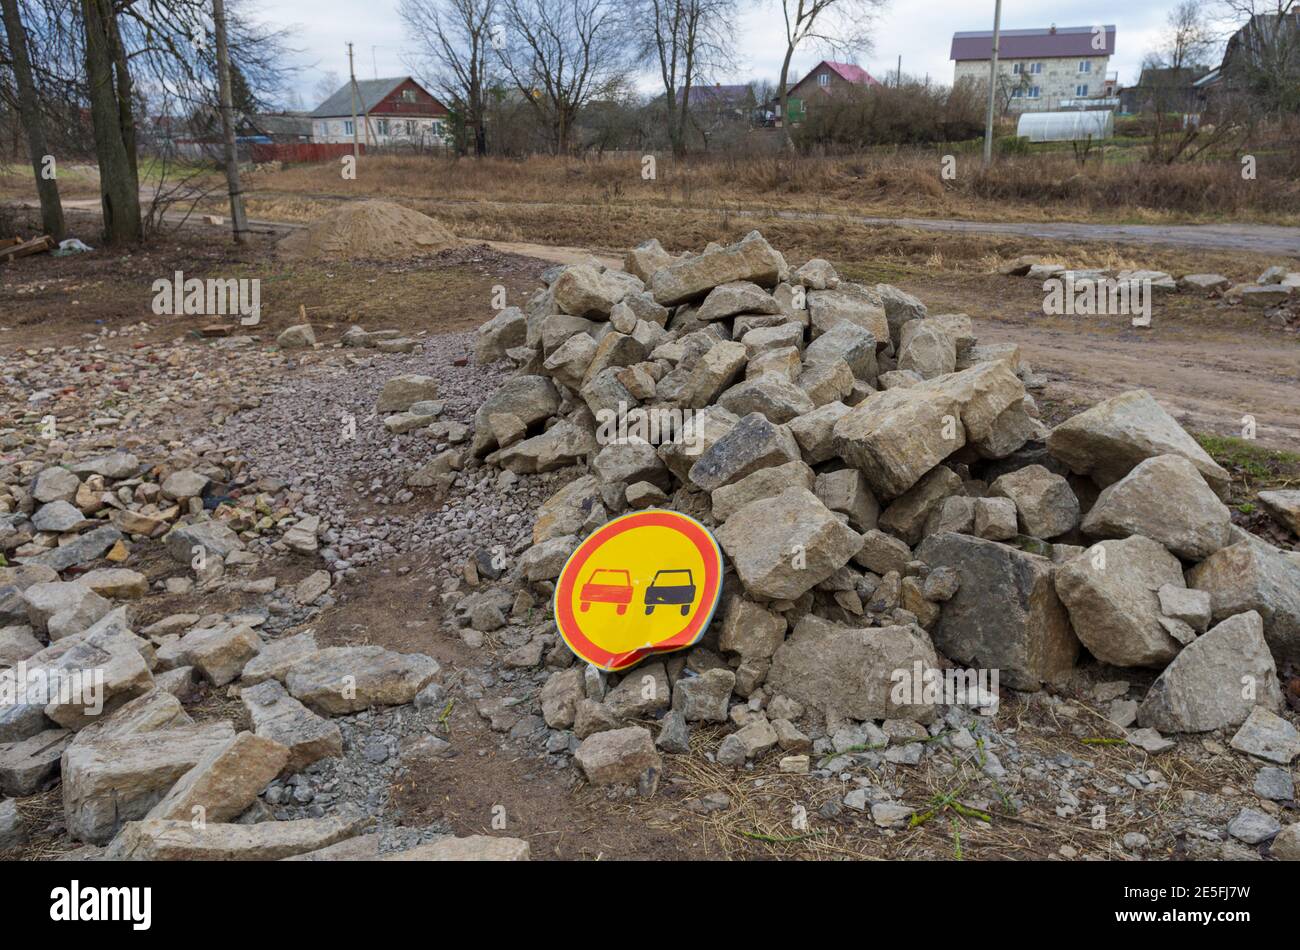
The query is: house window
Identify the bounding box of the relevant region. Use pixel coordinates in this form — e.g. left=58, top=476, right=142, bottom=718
left=406, top=120, right=417, bottom=136
left=376, top=119, right=389, bottom=135
left=1011, top=87, right=1022, bottom=99
left=1079, top=61, right=1092, bottom=73
left=1027, top=86, right=1040, bottom=99
left=1075, top=84, right=1089, bottom=97
left=343, top=120, right=354, bottom=135
left=402, top=89, right=417, bottom=103
left=818, top=73, right=829, bottom=87
left=1029, top=62, right=1042, bottom=74
left=1013, top=62, right=1023, bottom=74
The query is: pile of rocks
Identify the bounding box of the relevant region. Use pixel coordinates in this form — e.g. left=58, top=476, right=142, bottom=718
left=1001, top=257, right=1300, bottom=327
left=456, top=230, right=1299, bottom=854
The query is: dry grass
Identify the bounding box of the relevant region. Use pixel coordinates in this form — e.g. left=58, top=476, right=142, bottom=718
left=243, top=150, right=1300, bottom=227
left=637, top=691, right=1260, bottom=862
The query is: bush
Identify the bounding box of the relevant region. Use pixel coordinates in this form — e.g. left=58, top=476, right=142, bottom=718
left=794, top=81, right=984, bottom=150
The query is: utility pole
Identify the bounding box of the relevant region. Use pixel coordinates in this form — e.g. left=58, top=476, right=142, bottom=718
left=982, top=0, right=1002, bottom=167
left=896, top=55, right=902, bottom=87
left=213, top=0, right=248, bottom=243
left=348, top=42, right=359, bottom=161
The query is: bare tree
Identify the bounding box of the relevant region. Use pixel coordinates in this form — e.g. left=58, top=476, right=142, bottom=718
left=637, top=0, right=736, bottom=157
left=399, top=0, right=495, bottom=156
left=313, top=69, right=341, bottom=105
left=1, top=0, right=65, bottom=237
left=773, top=0, right=888, bottom=144
left=1165, top=0, right=1216, bottom=68
left=496, top=0, right=631, bottom=154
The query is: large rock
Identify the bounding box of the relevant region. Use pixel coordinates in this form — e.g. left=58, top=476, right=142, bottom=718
left=24, top=525, right=123, bottom=572
left=1081, top=455, right=1231, bottom=559
left=156, top=624, right=262, bottom=687
left=877, top=465, right=962, bottom=546
left=767, top=615, right=938, bottom=722
left=1230, top=706, right=1300, bottom=765
left=697, top=281, right=782, bottom=321
left=471, top=376, right=560, bottom=456
left=533, top=475, right=603, bottom=543
left=1137, top=611, right=1283, bottom=733
left=1259, top=490, right=1300, bottom=535
left=786, top=401, right=851, bottom=465
left=573, top=726, right=661, bottom=785
left=0, top=727, right=71, bottom=795
left=988, top=465, right=1080, bottom=539
left=68, top=689, right=190, bottom=750
left=240, top=680, right=343, bottom=773
left=803, top=322, right=877, bottom=380
left=163, top=520, right=243, bottom=565
left=718, top=374, right=815, bottom=423
left=147, top=731, right=288, bottom=823
left=715, top=488, right=863, bottom=600
left=475, top=307, right=527, bottom=363
left=625, top=238, right=675, bottom=282
left=284, top=646, right=439, bottom=716
left=687, top=413, right=799, bottom=492
left=672, top=668, right=735, bottom=722
left=897, top=320, right=956, bottom=379
left=1188, top=541, right=1300, bottom=665
left=377, top=374, right=439, bottom=412
left=834, top=387, right=964, bottom=499
left=1055, top=537, right=1185, bottom=668
left=651, top=231, right=786, bottom=306
left=553, top=264, right=631, bottom=317
left=239, top=631, right=320, bottom=686
left=494, top=418, right=597, bottom=475
left=106, top=815, right=363, bottom=861
left=23, top=581, right=111, bottom=639
left=62, top=721, right=236, bottom=843
left=915, top=532, right=1078, bottom=690
left=540, top=668, right=585, bottom=729
left=677, top=340, right=747, bottom=409
left=541, top=332, right=597, bottom=389
left=718, top=595, right=787, bottom=660
left=1046, top=390, right=1231, bottom=499
left=41, top=625, right=156, bottom=731
left=916, top=361, right=1024, bottom=444
left=711, top=460, right=814, bottom=522
left=807, top=287, right=889, bottom=346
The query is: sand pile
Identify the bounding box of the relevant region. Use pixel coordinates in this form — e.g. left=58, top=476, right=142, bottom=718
left=278, top=199, right=459, bottom=261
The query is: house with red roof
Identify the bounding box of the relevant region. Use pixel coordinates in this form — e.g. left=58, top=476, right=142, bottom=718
left=781, top=61, right=882, bottom=125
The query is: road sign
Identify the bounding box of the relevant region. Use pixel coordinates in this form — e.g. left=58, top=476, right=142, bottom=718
left=554, top=510, right=724, bottom=672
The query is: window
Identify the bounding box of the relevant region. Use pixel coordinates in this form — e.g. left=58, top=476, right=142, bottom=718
left=1075, top=84, right=1089, bottom=97
left=1027, top=86, right=1040, bottom=98
left=1079, top=60, right=1092, bottom=73
left=343, top=120, right=354, bottom=135
left=402, top=89, right=417, bottom=102
left=376, top=119, right=389, bottom=135
left=406, top=120, right=417, bottom=136
left=1013, top=62, right=1023, bottom=74
left=1011, top=87, right=1022, bottom=99
left=818, top=72, right=829, bottom=87
left=1029, top=62, right=1042, bottom=74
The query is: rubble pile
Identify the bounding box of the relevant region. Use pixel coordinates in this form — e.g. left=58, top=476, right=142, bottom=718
left=452, top=230, right=1300, bottom=856
left=1001, top=256, right=1300, bottom=329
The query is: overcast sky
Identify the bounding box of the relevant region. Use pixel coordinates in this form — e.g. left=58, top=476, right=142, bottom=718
left=251, top=0, right=1220, bottom=108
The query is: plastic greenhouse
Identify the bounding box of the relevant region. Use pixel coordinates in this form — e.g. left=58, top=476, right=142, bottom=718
left=1016, top=111, right=1114, bottom=143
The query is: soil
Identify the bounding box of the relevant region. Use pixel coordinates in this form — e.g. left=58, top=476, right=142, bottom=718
left=276, top=199, right=458, bottom=261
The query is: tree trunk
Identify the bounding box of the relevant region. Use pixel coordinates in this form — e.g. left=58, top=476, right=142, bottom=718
left=213, top=0, right=248, bottom=243
left=778, top=43, right=796, bottom=150
left=81, top=0, right=141, bottom=243
left=1, top=0, right=65, bottom=238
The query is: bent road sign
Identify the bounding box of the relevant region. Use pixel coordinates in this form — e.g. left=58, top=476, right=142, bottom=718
left=554, top=510, right=724, bottom=672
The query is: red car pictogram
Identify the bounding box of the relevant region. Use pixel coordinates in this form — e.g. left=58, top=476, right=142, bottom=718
left=579, top=568, right=633, bottom=615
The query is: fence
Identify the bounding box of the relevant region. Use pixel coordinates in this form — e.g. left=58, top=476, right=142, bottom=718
left=248, top=142, right=367, bottom=164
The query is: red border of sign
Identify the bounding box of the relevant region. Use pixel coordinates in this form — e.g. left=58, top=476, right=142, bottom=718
left=553, top=509, right=724, bottom=672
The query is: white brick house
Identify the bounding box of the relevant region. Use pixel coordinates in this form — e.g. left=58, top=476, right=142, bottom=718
left=951, top=25, right=1117, bottom=113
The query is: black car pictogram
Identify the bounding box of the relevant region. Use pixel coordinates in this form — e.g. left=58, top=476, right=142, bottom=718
left=644, top=569, right=696, bottom=616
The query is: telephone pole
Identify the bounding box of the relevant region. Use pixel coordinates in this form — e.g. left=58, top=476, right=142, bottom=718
left=213, top=0, right=248, bottom=243
left=348, top=42, right=359, bottom=161
left=982, top=0, right=1003, bottom=167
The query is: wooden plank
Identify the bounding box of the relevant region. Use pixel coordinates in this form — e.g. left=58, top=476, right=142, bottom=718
left=0, top=235, right=55, bottom=263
